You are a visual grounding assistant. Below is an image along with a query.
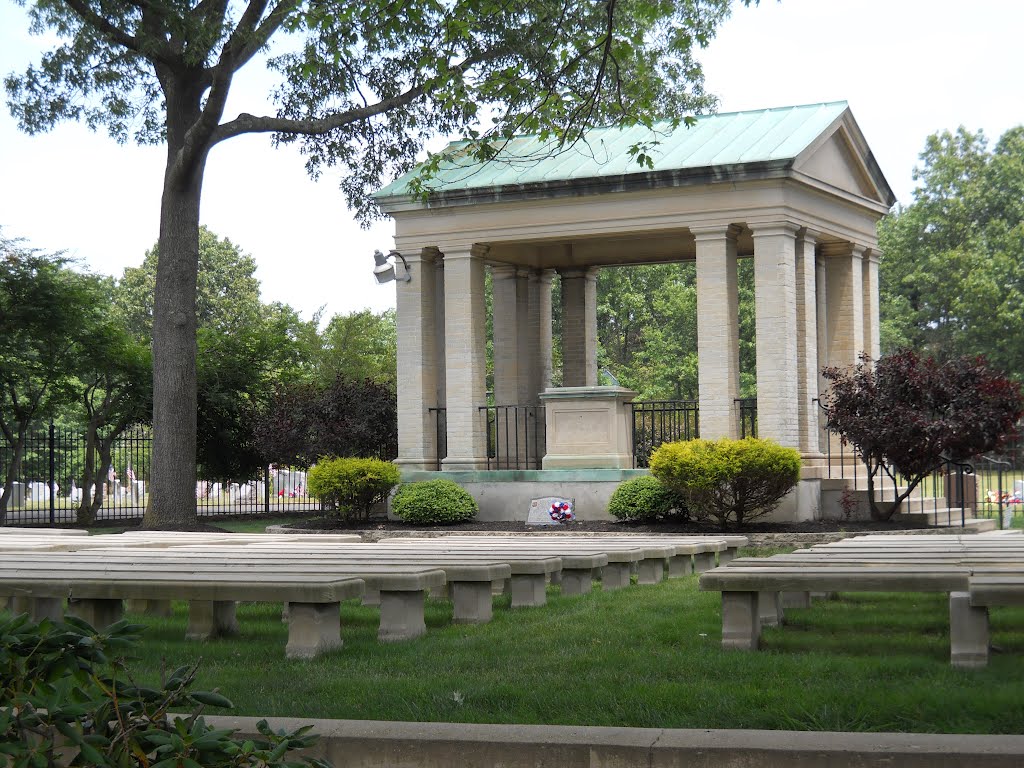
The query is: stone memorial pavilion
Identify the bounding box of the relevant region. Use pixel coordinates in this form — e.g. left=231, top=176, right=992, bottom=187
left=373, top=102, right=895, bottom=521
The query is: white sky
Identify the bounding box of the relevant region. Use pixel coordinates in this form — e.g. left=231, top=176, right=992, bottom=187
left=1, top=0, right=1022, bottom=323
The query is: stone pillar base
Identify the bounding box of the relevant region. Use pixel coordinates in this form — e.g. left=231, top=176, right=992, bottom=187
left=560, top=569, right=593, bottom=596
left=668, top=555, right=694, bottom=578
left=693, top=552, right=716, bottom=573
left=126, top=598, right=173, bottom=617
left=758, top=591, right=783, bottom=627
left=68, top=598, right=124, bottom=630
left=378, top=590, right=426, bottom=642
left=30, top=597, right=63, bottom=623
left=721, top=591, right=760, bottom=650
left=286, top=602, right=342, bottom=659
left=636, top=559, right=665, bottom=585
left=601, top=563, right=632, bottom=590
left=187, top=600, right=239, bottom=640
left=509, top=574, right=547, bottom=607
left=451, top=582, right=494, bottom=624
left=949, top=591, right=989, bottom=668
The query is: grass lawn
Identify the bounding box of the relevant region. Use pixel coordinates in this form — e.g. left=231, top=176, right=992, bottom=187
left=93, top=576, right=1024, bottom=734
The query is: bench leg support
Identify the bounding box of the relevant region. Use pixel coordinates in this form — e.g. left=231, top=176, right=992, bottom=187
left=509, top=574, right=546, bottom=607
left=667, top=555, right=693, bottom=578
left=68, top=598, right=124, bottom=629
left=560, top=568, right=593, bottom=596
left=949, top=591, right=989, bottom=669
left=126, top=599, right=173, bottom=617
left=378, top=590, right=426, bottom=642
left=636, top=559, right=665, bottom=585
left=758, top=591, right=784, bottom=627
left=286, top=602, right=342, bottom=659
left=451, top=582, right=493, bottom=624
left=781, top=591, right=811, bottom=610
left=718, top=548, right=737, bottom=565
left=721, top=591, right=761, bottom=650
left=186, top=600, right=239, bottom=640
left=602, top=563, right=632, bottom=590
left=693, top=552, right=716, bottom=573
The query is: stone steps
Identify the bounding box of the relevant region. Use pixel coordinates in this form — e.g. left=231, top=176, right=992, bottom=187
left=893, top=508, right=998, bottom=532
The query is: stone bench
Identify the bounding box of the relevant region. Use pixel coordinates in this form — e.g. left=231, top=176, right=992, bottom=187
left=0, top=527, right=89, bottom=535
left=383, top=533, right=737, bottom=583
left=215, top=542, right=603, bottom=601
left=0, top=553, right=448, bottom=648
left=954, top=575, right=1024, bottom=668
left=0, top=562, right=364, bottom=659
left=699, top=562, right=985, bottom=665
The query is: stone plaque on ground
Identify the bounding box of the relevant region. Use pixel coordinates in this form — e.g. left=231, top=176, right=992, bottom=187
left=526, top=497, right=575, bottom=526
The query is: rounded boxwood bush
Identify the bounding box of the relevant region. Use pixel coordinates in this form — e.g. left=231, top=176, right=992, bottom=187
left=308, top=456, right=400, bottom=522
left=391, top=479, right=478, bottom=525
left=650, top=437, right=801, bottom=529
left=607, top=475, right=688, bottom=521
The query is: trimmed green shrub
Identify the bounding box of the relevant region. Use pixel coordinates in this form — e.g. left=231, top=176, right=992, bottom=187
left=649, top=437, right=801, bottom=530
left=308, top=456, right=400, bottom=522
left=391, top=479, right=478, bottom=525
left=607, top=475, right=688, bottom=522
left=0, top=613, right=330, bottom=768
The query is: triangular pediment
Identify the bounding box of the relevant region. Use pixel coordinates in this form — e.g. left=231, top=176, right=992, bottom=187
left=793, top=112, right=895, bottom=208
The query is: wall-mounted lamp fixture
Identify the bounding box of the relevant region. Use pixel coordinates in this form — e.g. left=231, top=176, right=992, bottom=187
left=372, top=249, right=411, bottom=284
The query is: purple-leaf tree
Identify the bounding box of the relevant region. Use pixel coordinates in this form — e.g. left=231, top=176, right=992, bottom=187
left=821, top=350, right=1023, bottom=521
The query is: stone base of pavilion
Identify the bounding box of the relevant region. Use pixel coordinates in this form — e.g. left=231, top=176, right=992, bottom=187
left=394, top=470, right=823, bottom=523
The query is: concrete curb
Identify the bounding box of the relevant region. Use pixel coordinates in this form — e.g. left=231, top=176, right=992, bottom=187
left=207, top=716, right=1024, bottom=767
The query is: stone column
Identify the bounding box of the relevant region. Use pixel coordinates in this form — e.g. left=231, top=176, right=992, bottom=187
left=815, top=254, right=829, bottom=452
left=694, top=225, right=741, bottom=440
left=535, top=270, right=555, bottom=393
left=823, top=243, right=865, bottom=368
left=559, top=268, right=598, bottom=387
left=752, top=222, right=800, bottom=449
left=516, top=269, right=535, bottom=404
left=442, top=246, right=489, bottom=470
left=395, top=247, right=440, bottom=471
left=862, top=249, right=881, bottom=361
left=584, top=267, right=599, bottom=386
left=491, top=264, right=520, bottom=406
left=795, top=230, right=822, bottom=458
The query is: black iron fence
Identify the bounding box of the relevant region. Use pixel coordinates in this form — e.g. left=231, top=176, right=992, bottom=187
left=736, top=398, right=758, bottom=438
left=481, top=405, right=546, bottom=470
left=1, top=424, right=321, bottom=526
left=630, top=400, right=699, bottom=468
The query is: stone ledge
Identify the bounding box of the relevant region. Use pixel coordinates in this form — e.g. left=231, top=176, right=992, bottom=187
left=207, top=715, right=1024, bottom=768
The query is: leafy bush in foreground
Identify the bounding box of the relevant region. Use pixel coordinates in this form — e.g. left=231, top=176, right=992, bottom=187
left=308, top=456, right=400, bottom=522
left=650, top=438, right=801, bottom=529
left=0, top=612, right=330, bottom=768
left=607, top=475, right=688, bottom=521
left=391, top=479, right=479, bottom=525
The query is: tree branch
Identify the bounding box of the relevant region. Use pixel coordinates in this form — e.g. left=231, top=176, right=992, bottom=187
left=61, top=0, right=172, bottom=64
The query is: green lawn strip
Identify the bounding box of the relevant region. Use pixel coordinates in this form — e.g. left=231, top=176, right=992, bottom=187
left=103, top=580, right=1024, bottom=734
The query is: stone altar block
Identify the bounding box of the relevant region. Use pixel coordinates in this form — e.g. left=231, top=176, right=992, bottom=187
left=540, top=386, right=637, bottom=469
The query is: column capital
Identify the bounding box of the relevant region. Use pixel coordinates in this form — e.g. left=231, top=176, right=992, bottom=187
left=558, top=267, right=587, bottom=280
left=796, top=228, right=822, bottom=246
left=535, top=268, right=556, bottom=285
left=690, top=223, right=742, bottom=242
left=864, top=248, right=881, bottom=265
left=490, top=263, right=518, bottom=280
left=441, top=243, right=489, bottom=261
left=750, top=221, right=802, bottom=239
left=584, top=266, right=600, bottom=283
left=820, top=241, right=867, bottom=259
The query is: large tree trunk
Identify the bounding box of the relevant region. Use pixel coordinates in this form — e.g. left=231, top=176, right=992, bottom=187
left=0, top=429, right=28, bottom=523
left=143, top=87, right=209, bottom=530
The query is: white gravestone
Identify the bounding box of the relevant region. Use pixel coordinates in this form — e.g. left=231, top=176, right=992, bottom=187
left=526, top=497, right=575, bottom=526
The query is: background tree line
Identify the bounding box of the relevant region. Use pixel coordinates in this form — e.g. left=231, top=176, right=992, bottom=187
left=0, top=227, right=396, bottom=523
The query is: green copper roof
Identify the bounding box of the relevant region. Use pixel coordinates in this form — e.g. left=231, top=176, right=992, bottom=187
left=375, top=101, right=850, bottom=199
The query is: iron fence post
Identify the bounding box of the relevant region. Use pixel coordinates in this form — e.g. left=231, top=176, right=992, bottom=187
left=48, top=423, right=56, bottom=526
